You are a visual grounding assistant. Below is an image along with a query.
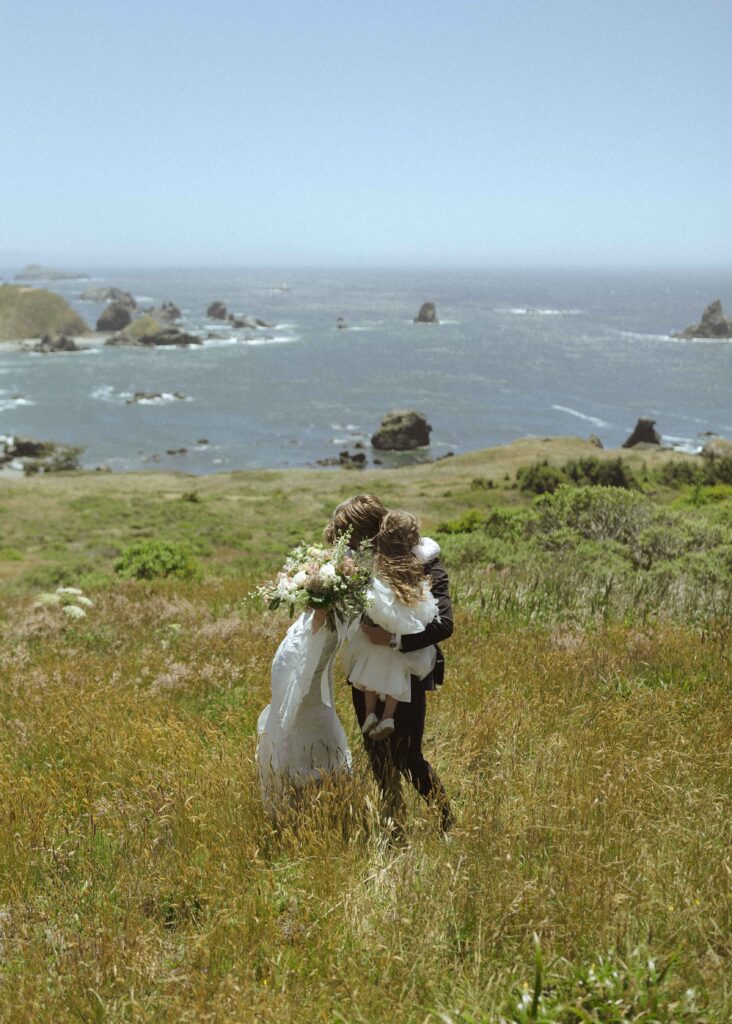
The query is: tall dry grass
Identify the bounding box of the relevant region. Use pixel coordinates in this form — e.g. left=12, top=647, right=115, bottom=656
left=0, top=579, right=730, bottom=1022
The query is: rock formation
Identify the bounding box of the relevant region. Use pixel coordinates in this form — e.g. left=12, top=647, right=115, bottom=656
left=228, top=314, right=273, bottom=329
left=146, top=301, right=181, bottom=321
left=105, top=315, right=201, bottom=347
left=80, top=286, right=136, bottom=308
left=675, top=300, right=732, bottom=339
left=33, top=332, right=79, bottom=353
left=207, top=301, right=228, bottom=319
left=14, top=264, right=88, bottom=281
left=414, top=302, right=438, bottom=324
left=371, top=410, right=432, bottom=450
left=702, top=436, right=732, bottom=460
left=588, top=434, right=604, bottom=448
left=96, top=302, right=133, bottom=332
left=0, top=284, right=88, bottom=341
left=622, top=418, right=661, bottom=449
left=0, top=435, right=83, bottom=474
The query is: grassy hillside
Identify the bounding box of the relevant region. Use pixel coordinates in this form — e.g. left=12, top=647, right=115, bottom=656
left=0, top=284, right=88, bottom=340
left=0, top=441, right=730, bottom=1022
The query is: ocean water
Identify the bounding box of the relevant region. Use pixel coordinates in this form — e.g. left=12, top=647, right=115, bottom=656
left=1, top=266, right=731, bottom=473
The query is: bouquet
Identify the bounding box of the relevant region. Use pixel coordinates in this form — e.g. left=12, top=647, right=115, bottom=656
left=258, top=530, right=371, bottom=628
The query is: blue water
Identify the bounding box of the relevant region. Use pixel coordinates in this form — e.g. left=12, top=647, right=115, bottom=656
left=1, top=266, right=731, bottom=473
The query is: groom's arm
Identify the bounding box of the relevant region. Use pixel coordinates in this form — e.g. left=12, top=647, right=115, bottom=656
left=399, top=559, right=453, bottom=653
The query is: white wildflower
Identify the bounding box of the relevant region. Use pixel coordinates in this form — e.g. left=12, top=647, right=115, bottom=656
left=62, top=604, right=87, bottom=619
left=76, top=596, right=94, bottom=607
left=56, top=587, right=83, bottom=596
left=34, top=593, right=62, bottom=607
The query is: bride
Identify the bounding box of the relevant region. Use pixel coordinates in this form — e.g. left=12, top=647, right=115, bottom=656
left=256, top=606, right=353, bottom=810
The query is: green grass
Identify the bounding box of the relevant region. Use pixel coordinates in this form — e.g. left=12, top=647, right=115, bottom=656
left=0, top=439, right=730, bottom=1022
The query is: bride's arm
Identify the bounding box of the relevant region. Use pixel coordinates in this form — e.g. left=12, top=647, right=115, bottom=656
left=310, top=607, right=327, bottom=633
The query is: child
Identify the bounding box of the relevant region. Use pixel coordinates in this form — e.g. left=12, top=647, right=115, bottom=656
left=343, top=510, right=439, bottom=741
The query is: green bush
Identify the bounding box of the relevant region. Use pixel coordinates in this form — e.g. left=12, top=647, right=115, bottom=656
left=114, top=539, right=202, bottom=581
left=656, top=460, right=703, bottom=488
left=516, top=460, right=567, bottom=494
left=564, top=455, right=639, bottom=489
left=532, top=485, right=652, bottom=546
left=704, top=455, right=732, bottom=486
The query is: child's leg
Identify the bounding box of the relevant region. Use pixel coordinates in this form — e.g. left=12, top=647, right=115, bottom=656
left=381, top=695, right=398, bottom=722
left=361, top=688, right=380, bottom=736
left=371, top=696, right=399, bottom=741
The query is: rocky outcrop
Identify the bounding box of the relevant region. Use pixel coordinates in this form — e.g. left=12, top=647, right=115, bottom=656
left=14, top=264, right=88, bottom=281
left=80, top=286, right=136, bottom=308
left=371, top=410, right=432, bottom=450
left=588, top=434, right=604, bottom=448
left=126, top=391, right=187, bottom=404
left=33, top=332, right=79, bottom=353
left=146, top=301, right=181, bottom=321
left=228, top=314, right=273, bottom=329
left=622, top=418, right=661, bottom=449
left=96, top=302, right=133, bottom=331
left=0, top=435, right=83, bottom=474
left=701, top=437, right=732, bottom=460
left=0, top=284, right=88, bottom=341
left=105, top=315, right=201, bottom=348
left=207, top=301, right=228, bottom=319
left=414, top=302, right=438, bottom=324
left=675, top=300, right=732, bottom=339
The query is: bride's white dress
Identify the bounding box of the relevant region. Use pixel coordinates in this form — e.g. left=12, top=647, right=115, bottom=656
left=256, top=610, right=352, bottom=808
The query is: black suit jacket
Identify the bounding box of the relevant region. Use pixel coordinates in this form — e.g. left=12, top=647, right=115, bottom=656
left=400, top=557, right=453, bottom=692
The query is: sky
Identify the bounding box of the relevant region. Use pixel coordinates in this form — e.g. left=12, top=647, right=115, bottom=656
left=1, top=0, right=731, bottom=267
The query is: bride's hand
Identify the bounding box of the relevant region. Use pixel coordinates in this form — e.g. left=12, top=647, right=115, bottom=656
left=311, top=607, right=327, bottom=633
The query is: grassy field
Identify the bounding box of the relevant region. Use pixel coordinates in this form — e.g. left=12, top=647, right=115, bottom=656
left=0, top=439, right=730, bottom=1022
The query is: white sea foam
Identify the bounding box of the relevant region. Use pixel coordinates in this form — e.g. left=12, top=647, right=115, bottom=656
left=499, top=307, right=581, bottom=316
left=664, top=436, right=703, bottom=454
left=552, top=405, right=608, bottom=428
left=0, top=396, right=35, bottom=413
left=91, top=385, right=190, bottom=405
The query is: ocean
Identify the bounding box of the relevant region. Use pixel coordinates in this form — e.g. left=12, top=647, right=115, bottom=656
left=1, top=266, right=731, bottom=473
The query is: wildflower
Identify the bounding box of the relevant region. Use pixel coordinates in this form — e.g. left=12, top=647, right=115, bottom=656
left=63, top=604, right=87, bottom=620
left=56, top=586, right=83, bottom=596
left=34, top=593, right=61, bottom=607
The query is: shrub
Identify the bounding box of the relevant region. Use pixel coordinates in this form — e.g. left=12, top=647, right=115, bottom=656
left=656, top=460, right=703, bottom=488
left=516, top=460, right=567, bottom=494
left=114, top=539, right=202, bottom=581
left=532, top=485, right=652, bottom=547
left=564, top=455, right=639, bottom=489
left=704, top=455, right=732, bottom=486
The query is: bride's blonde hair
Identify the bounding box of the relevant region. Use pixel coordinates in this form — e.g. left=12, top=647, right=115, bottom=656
left=373, top=510, right=425, bottom=605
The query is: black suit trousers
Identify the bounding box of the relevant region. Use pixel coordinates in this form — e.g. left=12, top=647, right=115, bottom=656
left=351, top=684, right=445, bottom=806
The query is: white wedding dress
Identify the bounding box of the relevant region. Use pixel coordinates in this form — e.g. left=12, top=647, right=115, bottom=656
left=342, top=577, right=438, bottom=702
left=256, top=609, right=353, bottom=810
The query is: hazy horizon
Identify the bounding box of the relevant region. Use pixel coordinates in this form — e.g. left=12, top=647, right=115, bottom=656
left=3, top=1, right=731, bottom=268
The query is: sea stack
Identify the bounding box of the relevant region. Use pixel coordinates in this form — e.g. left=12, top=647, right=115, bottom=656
left=371, top=410, right=432, bottom=450
left=622, top=418, right=661, bottom=449
left=414, top=302, right=438, bottom=324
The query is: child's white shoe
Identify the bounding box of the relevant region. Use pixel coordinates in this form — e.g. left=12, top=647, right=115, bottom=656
left=361, top=712, right=379, bottom=736
left=370, top=718, right=395, bottom=741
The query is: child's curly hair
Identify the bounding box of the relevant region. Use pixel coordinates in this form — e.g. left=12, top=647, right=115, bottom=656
left=373, top=510, right=425, bottom=605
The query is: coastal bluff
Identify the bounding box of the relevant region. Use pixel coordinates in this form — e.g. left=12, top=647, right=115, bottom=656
left=0, top=284, right=88, bottom=341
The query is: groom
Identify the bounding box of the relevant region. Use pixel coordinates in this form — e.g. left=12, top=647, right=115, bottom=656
left=326, top=493, right=454, bottom=831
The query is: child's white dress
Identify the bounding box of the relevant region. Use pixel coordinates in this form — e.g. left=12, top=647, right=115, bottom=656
left=343, top=577, right=439, bottom=703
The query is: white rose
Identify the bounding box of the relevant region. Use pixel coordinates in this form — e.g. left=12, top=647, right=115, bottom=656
left=292, top=570, right=308, bottom=587
left=319, top=562, right=336, bottom=580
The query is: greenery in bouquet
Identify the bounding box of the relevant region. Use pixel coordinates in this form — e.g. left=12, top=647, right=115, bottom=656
left=257, top=530, right=372, bottom=627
